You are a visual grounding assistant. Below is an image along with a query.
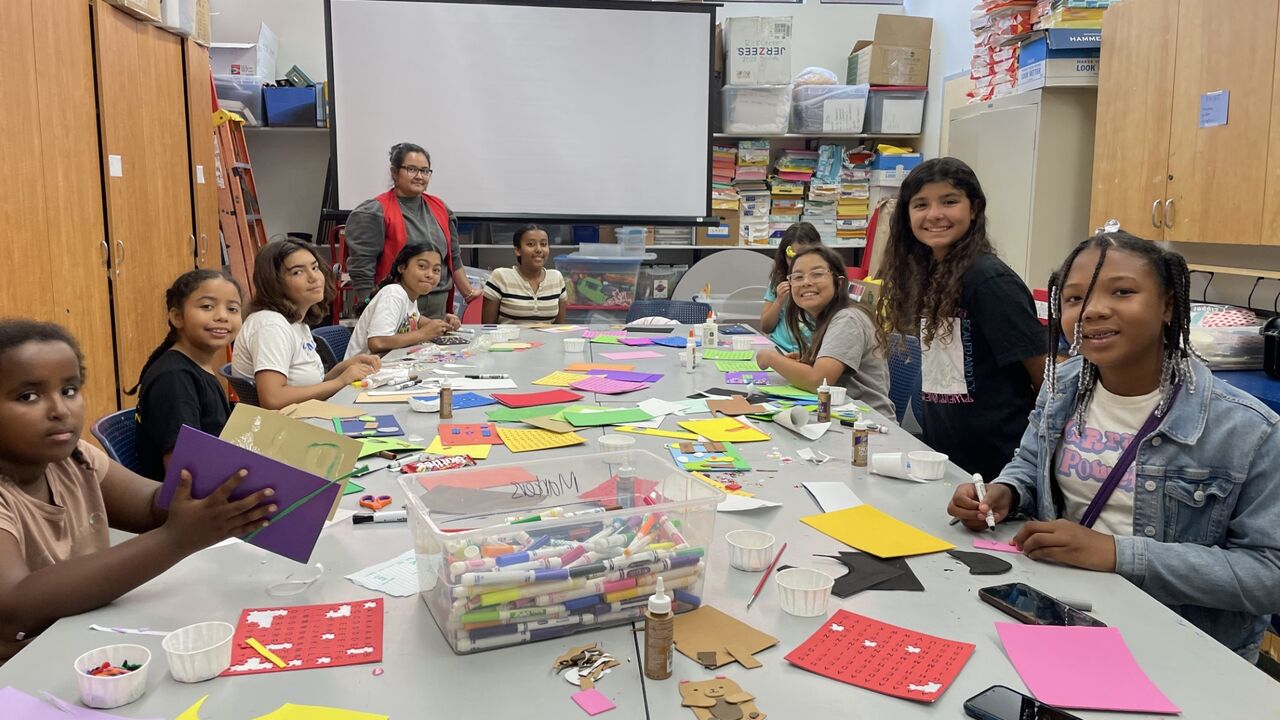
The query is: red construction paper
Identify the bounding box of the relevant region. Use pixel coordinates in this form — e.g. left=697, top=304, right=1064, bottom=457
left=491, top=388, right=584, bottom=408
left=438, top=423, right=503, bottom=446
left=223, top=598, right=384, bottom=676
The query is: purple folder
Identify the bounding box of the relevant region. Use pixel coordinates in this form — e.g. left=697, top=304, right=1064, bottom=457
left=584, top=369, right=664, bottom=383
left=158, top=426, right=339, bottom=564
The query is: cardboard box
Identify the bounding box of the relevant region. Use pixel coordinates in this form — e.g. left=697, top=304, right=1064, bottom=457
left=211, top=23, right=279, bottom=80
left=1017, top=28, right=1101, bottom=90
left=599, top=226, right=655, bottom=246
left=869, top=153, right=923, bottom=187
left=696, top=215, right=741, bottom=246
left=264, top=86, right=318, bottom=126
left=847, top=15, right=933, bottom=87
left=105, top=0, right=162, bottom=23
left=157, top=0, right=196, bottom=36
left=193, top=0, right=210, bottom=45
left=1017, top=57, right=1099, bottom=90
left=724, top=16, right=793, bottom=86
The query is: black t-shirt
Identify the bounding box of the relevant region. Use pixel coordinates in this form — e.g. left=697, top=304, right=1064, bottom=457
left=136, top=350, right=232, bottom=480
left=919, top=253, right=1046, bottom=482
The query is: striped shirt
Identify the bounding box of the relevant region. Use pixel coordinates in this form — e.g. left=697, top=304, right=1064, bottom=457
left=482, top=266, right=566, bottom=324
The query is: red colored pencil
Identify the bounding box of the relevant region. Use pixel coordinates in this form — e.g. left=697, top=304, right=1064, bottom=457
left=746, top=542, right=787, bottom=610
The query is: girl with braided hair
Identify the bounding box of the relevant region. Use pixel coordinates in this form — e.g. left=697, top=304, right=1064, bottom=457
left=947, top=232, right=1280, bottom=661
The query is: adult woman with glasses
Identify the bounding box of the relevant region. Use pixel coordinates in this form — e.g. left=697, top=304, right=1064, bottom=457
left=344, top=142, right=480, bottom=322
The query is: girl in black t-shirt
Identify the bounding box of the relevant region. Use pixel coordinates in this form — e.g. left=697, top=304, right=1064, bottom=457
left=876, top=158, right=1047, bottom=482
left=127, top=270, right=243, bottom=479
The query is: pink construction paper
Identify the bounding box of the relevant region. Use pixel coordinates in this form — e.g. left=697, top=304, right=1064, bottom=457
left=746, top=335, right=775, bottom=345
left=581, top=329, right=625, bottom=338
left=973, top=538, right=1022, bottom=554
left=996, top=624, right=1179, bottom=714
left=619, top=337, right=655, bottom=346
left=569, top=376, right=650, bottom=395
left=600, top=350, right=663, bottom=360
left=571, top=688, right=616, bottom=716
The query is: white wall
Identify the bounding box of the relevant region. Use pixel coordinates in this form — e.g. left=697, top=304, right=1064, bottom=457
left=902, top=0, right=972, bottom=159
left=210, top=0, right=328, bottom=80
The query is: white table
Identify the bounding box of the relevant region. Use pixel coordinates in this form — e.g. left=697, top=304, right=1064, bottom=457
left=1, top=326, right=1275, bottom=719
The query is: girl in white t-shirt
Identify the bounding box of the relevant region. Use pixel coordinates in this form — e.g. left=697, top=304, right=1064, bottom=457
left=345, top=243, right=458, bottom=358
left=232, top=240, right=380, bottom=409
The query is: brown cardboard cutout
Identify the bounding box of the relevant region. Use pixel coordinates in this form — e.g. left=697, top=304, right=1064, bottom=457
left=706, top=396, right=765, bottom=417
left=672, top=606, right=777, bottom=669
left=679, top=677, right=766, bottom=720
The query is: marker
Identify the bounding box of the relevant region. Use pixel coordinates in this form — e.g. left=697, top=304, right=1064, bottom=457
left=388, top=453, right=428, bottom=471
left=973, top=474, right=997, bottom=531
left=353, top=509, right=406, bottom=524
left=465, top=374, right=509, bottom=379
left=388, top=375, right=421, bottom=391
left=349, top=465, right=374, bottom=478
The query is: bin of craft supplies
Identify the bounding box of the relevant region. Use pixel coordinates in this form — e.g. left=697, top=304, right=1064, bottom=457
left=555, top=252, right=653, bottom=310
left=399, top=450, right=722, bottom=653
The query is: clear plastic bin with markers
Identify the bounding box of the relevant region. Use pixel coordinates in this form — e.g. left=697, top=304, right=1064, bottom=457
left=399, top=450, right=722, bottom=653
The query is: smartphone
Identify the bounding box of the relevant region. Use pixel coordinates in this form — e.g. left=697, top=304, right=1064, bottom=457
left=964, top=685, right=1083, bottom=720
left=979, top=583, right=1106, bottom=627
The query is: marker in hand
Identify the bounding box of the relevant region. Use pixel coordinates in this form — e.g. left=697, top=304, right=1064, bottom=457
left=972, top=473, right=996, bottom=531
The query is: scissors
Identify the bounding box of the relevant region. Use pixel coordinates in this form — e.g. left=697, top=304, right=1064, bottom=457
left=359, top=494, right=393, bottom=511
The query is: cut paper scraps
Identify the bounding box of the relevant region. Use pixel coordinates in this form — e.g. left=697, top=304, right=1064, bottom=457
left=491, top=388, right=583, bottom=408
left=677, top=417, right=771, bottom=443
left=224, top=599, right=384, bottom=676
left=357, top=436, right=426, bottom=459
left=725, top=371, right=770, bottom=384
left=996, top=624, right=1180, bottom=714
left=946, top=550, right=1012, bottom=575
left=333, top=415, right=404, bottom=438
left=786, top=609, right=975, bottom=702
left=495, top=426, right=587, bottom=452
left=672, top=606, right=778, bottom=669
left=705, top=395, right=765, bottom=416
left=973, top=538, right=1022, bottom=555
left=425, top=435, right=492, bottom=460
left=801, top=505, right=954, bottom=559
left=667, top=441, right=750, bottom=472
left=161, top=426, right=340, bottom=564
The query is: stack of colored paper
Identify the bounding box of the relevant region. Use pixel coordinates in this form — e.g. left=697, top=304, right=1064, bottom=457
left=1036, top=0, right=1110, bottom=29
left=971, top=0, right=1035, bottom=102
left=712, top=144, right=737, bottom=184
left=737, top=139, right=772, bottom=245
left=837, top=148, right=873, bottom=244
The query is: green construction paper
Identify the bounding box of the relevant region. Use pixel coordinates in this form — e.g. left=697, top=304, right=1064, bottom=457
left=702, top=349, right=754, bottom=360
left=343, top=479, right=365, bottom=496
left=590, top=335, right=622, bottom=344
left=563, top=407, right=654, bottom=427
left=357, top=436, right=427, bottom=458
left=714, top=360, right=762, bottom=372
left=485, top=404, right=571, bottom=422
left=760, top=385, right=818, bottom=400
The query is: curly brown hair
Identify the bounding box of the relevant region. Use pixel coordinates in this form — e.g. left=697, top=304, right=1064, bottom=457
left=875, top=157, right=993, bottom=349
left=249, top=240, right=335, bottom=325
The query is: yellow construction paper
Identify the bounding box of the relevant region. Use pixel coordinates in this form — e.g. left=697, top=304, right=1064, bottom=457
left=426, top=436, right=492, bottom=459
left=252, top=703, right=388, bottom=720
left=677, top=417, right=771, bottom=443
left=532, top=371, right=592, bottom=387
left=495, top=426, right=586, bottom=452
left=616, top=426, right=701, bottom=440
left=491, top=342, right=534, bottom=350
left=176, top=695, right=208, bottom=720
left=800, top=504, right=954, bottom=558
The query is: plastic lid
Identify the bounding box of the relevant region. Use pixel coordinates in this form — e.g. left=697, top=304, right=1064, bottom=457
left=853, top=421, right=872, bottom=430
left=648, top=576, right=671, bottom=614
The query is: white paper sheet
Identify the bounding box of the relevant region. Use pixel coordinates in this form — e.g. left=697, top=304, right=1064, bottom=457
left=773, top=406, right=832, bottom=441
left=717, top=494, right=783, bottom=512
left=344, top=549, right=418, bottom=597
left=801, top=482, right=863, bottom=513
left=639, top=399, right=687, bottom=417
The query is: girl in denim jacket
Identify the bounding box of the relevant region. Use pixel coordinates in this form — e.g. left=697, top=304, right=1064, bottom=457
left=947, top=232, right=1280, bottom=660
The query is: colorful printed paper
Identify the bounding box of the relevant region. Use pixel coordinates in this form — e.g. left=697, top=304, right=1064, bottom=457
left=564, top=407, right=654, bottom=427
left=785, top=609, right=975, bottom=703
left=491, top=388, right=584, bottom=408
left=425, top=435, right=492, bottom=460
left=438, top=423, right=502, bottom=446
left=161, top=427, right=340, bottom=564
left=532, top=371, right=592, bottom=387
left=224, top=598, right=384, bottom=676
left=600, top=349, right=663, bottom=360
left=715, top=360, right=763, bottom=372
left=677, top=417, right=771, bottom=443
left=334, top=415, right=404, bottom=438
left=702, top=349, right=754, bottom=360
left=726, top=371, right=770, bottom=384
left=996, top=624, right=1179, bottom=714
left=569, top=376, right=650, bottom=395
left=801, top=505, right=954, bottom=558
left=496, top=426, right=587, bottom=452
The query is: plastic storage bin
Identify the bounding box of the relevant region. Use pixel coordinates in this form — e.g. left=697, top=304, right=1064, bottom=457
left=213, top=74, right=264, bottom=126
left=555, top=252, right=651, bottom=309
left=722, top=85, right=792, bottom=134
left=638, top=265, right=687, bottom=300
left=865, top=86, right=927, bottom=134
left=791, top=84, right=869, bottom=134
left=400, top=451, right=722, bottom=653
left=615, top=227, right=647, bottom=256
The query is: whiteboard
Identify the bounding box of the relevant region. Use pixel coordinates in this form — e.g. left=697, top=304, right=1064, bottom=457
left=327, top=0, right=713, bottom=219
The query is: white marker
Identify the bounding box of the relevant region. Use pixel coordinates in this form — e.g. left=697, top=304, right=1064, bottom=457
left=972, top=473, right=996, bottom=531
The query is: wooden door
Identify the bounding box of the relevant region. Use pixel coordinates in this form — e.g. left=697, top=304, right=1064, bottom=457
left=1165, top=0, right=1278, bottom=245
left=186, top=40, right=222, bottom=270
left=1088, top=0, right=1179, bottom=239
left=0, top=0, right=118, bottom=425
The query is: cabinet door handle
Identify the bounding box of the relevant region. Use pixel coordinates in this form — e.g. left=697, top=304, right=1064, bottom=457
left=1164, top=198, right=1175, bottom=229
left=1151, top=200, right=1164, bottom=229
left=190, top=233, right=198, bottom=262
left=199, top=233, right=208, bottom=261
left=100, top=239, right=109, bottom=268
left=114, top=239, right=125, bottom=277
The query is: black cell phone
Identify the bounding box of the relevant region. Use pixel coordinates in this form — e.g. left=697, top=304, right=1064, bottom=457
left=964, top=685, right=1083, bottom=720
left=979, top=583, right=1106, bottom=627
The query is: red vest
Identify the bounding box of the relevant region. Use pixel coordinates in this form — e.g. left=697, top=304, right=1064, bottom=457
left=374, top=189, right=456, bottom=310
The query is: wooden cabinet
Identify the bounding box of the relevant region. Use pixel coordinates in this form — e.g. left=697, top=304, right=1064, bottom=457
left=186, top=40, right=222, bottom=270
left=1090, top=0, right=1280, bottom=245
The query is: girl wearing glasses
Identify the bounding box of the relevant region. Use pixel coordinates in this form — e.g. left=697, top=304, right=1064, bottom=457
left=877, top=158, right=1047, bottom=482
left=755, top=245, right=893, bottom=417
left=345, top=142, right=479, bottom=322
left=760, top=222, right=822, bottom=353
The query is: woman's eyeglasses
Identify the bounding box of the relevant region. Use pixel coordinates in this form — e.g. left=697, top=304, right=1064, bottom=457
left=787, top=269, right=834, bottom=285
left=400, top=165, right=433, bottom=177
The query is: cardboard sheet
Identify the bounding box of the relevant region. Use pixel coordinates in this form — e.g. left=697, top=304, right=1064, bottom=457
left=672, top=606, right=778, bottom=669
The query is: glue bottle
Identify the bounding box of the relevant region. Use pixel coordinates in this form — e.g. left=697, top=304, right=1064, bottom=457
left=683, top=329, right=697, bottom=372
left=643, top=576, right=674, bottom=680
left=816, top=378, right=832, bottom=423
left=439, top=379, right=453, bottom=419
left=700, top=311, right=718, bottom=350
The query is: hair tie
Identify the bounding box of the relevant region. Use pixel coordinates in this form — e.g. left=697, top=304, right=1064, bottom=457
left=785, top=246, right=796, bottom=259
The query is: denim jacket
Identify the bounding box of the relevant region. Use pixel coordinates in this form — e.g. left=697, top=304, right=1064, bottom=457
left=994, top=356, right=1280, bottom=660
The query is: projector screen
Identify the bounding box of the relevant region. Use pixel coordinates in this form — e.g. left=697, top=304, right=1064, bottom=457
left=326, top=0, right=714, bottom=221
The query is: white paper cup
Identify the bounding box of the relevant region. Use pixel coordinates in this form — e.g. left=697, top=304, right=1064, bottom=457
left=162, top=621, right=234, bottom=683
left=564, top=338, right=586, bottom=353
left=726, top=529, right=775, bottom=571
left=74, top=643, right=151, bottom=709
left=828, top=386, right=848, bottom=406
left=870, top=452, right=913, bottom=480
left=775, top=568, right=835, bottom=617
left=907, top=451, right=948, bottom=481
left=598, top=434, right=636, bottom=453
left=732, top=336, right=752, bottom=351
left=408, top=395, right=441, bottom=413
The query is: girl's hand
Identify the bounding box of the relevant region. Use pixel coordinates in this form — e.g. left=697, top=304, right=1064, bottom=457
left=1012, top=519, right=1117, bottom=572
left=444, top=313, right=462, bottom=330
left=755, top=348, right=778, bottom=370
left=352, top=353, right=382, bottom=371
left=339, top=362, right=375, bottom=385
left=164, top=469, right=276, bottom=553
left=947, top=482, right=1014, bottom=532
left=775, top=281, right=791, bottom=300
left=419, top=318, right=451, bottom=340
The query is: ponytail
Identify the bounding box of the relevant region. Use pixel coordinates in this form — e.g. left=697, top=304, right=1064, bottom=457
left=126, top=269, right=240, bottom=395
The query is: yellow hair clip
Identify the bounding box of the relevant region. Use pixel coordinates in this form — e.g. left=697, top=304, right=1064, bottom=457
left=785, top=245, right=796, bottom=259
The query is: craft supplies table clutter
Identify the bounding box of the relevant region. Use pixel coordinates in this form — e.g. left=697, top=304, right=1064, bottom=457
left=1, top=329, right=1277, bottom=719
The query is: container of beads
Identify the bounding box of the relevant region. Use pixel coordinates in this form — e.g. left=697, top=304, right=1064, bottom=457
left=74, top=643, right=150, bottom=708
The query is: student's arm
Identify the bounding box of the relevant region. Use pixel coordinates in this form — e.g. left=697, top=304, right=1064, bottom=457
left=949, top=385, right=1047, bottom=530
left=1023, top=355, right=1047, bottom=394
left=101, top=460, right=166, bottom=534
left=555, top=297, right=566, bottom=324
left=255, top=368, right=367, bottom=409
left=446, top=210, right=478, bottom=301
left=760, top=284, right=787, bottom=333
left=481, top=297, right=500, bottom=325
left=0, top=470, right=274, bottom=643
left=755, top=349, right=846, bottom=393
left=343, top=204, right=385, bottom=303
left=367, top=321, right=448, bottom=354
left=322, top=354, right=381, bottom=382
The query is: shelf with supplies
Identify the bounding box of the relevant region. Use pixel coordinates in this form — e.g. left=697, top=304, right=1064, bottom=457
left=241, top=126, right=329, bottom=134
left=711, top=132, right=917, bottom=139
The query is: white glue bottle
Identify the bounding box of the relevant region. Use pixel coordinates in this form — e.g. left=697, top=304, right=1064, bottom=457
left=816, top=378, right=832, bottom=422
left=643, top=577, right=674, bottom=680
left=700, top=311, right=718, bottom=350
left=684, top=329, right=697, bottom=372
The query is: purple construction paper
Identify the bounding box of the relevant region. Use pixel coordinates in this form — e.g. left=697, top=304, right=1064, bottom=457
left=158, top=426, right=340, bottom=564
left=618, top=337, right=655, bottom=346
left=0, top=688, right=163, bottom=720
left=583, top=369, right=663, bottom=383
left=725, top=371, right=770, bottom=384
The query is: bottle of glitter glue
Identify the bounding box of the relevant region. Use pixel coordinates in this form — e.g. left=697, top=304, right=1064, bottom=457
left=816, top=378, right=832, bottom=423
left=439, top=380, right=453, bottom=419
left=644, top=576, right=674, bottom=680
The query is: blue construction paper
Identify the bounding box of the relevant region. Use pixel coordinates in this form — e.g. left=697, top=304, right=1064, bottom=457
left=651, top=336, right=701, bottom=348
left=158, top=426, right=339, bottom=564
left=334, top=414, right=404, bottom=438
left=449, top=392, right=499, bottom=410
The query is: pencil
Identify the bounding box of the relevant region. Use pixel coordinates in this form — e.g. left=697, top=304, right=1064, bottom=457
left=746, top=542, right=786, bottom=611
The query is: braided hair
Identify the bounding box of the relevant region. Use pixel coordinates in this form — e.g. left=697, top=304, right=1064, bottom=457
left=126, top=270, right=241, bottom=395
left=1043, top=231, right=1202, bottom=437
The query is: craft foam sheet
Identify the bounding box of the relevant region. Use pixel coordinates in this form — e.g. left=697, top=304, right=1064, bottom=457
left=581, top=329, right=626, bottom=338
left=702, top=349, right=754, bottom=360
left=714, top=360, right=763, bottom=372
left=425, top=435, right=493, bottom=459
left=677, top=417, right=771, bottom=442
left=667, top=441, right=750, bottom=472
left=588, top=335, right=621, bottom=345
left=223, top=598, right=384, bottom=676
left=487, top=404, right=571, bottom=422
left=618, top=337, right=655, bottom=346
left=357, top=436, right=426, bottom=458
left=564, top=406, right=654, bottom=427
left=785, top=609, right=975, bottom=702
left=725, top=371, right=770, bottom=384
left=584, top=369, right=664, bottom=383
left=438, top=423, right=503, bottom=446
left=0, top=686, right=164, bottom=720
left=447, top=392, right=499, bottom=409
left=973, top=538, right=1022, bottom=554
left=564, top=362, right=634, bottom=372
left=220, top=404, right=361, bottom=482
left=334, top=415, right=404, bottom=438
